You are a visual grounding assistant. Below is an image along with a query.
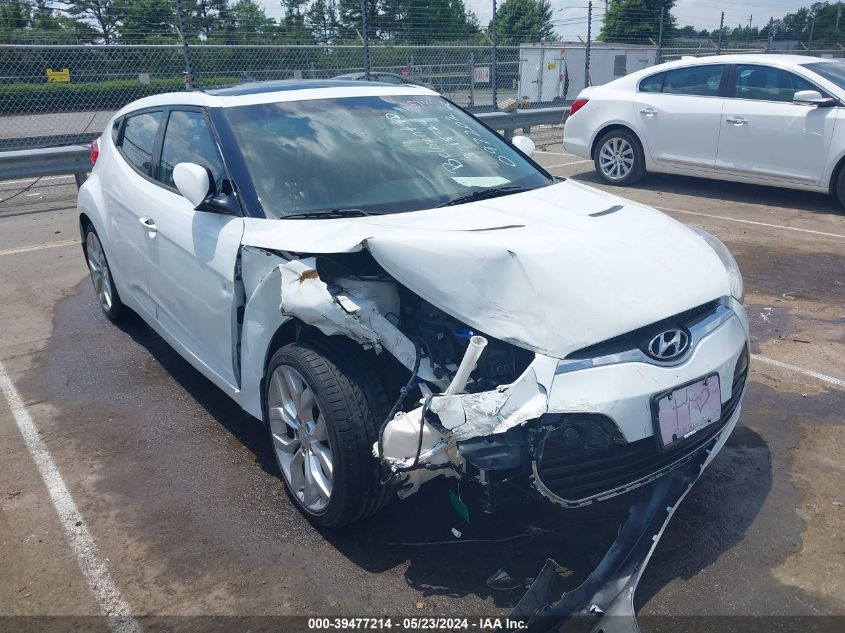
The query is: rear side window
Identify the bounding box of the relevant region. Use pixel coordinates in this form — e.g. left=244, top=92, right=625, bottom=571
left=119, top=111, right=162, bottom=176
left=733, top=65, right=818, bottom=102
left=158, top=110, right=225, bottom=190
left=662, top=65, right=725, bottom=96
left=639, top=72, right=664, bottom=92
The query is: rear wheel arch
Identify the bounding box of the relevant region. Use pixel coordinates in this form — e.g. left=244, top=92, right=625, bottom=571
left=590, top=123, right=644, bottom=159
left=79, top=213, right=93, bottom=251
left=828, top=152, right=845, bottom=197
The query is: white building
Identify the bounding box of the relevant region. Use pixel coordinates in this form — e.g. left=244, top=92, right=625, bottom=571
left=517, top=42, right=658, bottom=103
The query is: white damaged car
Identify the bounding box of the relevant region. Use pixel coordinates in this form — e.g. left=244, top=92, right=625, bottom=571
left=78, top=80, right=749, bottom=537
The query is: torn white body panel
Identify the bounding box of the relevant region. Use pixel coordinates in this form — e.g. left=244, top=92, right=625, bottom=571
left=242, top=179, right=732, bottom=360
left=277, top=258, right=444, bottom=386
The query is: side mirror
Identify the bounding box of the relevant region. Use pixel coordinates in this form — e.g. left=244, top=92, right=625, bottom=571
left=793, top=90, right=836, bottom=107
left=173, top=162, right=212, bottom=207
left=511, top=135, right=535, bottom=157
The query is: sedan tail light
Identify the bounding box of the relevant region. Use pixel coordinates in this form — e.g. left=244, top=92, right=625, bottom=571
left=90, top=139, right=99, bottom=166
left=569, top=98, right=589, bottom=117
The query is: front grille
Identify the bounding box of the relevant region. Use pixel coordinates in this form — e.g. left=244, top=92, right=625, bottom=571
left=533, top=346, right=748, bottom=507
left=565, top=300, right=720, bottom=361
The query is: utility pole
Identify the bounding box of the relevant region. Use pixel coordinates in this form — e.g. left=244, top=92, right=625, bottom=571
left=808, top=10, right=816, bottom=52
left=361, top=0, right=370, bottom=79
left=586, top=1, right=592, bottom=87
left=656, top=3, right=664, bottom=64
left=837, top=1, right=842, bottom=31
left=766, top=17, right=774, bottom=53
left=492, top=0, right=498, bottom=110
left=717, top=11, right=725, bottom=55
left=174, top=0, right=194, bottom=90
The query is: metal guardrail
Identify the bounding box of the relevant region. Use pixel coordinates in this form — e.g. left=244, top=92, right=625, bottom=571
left=479, top=107, right=569, bottom=139
left=0, top=107, right=569, bottom=188
left=0, top=144, right=90, bottom=188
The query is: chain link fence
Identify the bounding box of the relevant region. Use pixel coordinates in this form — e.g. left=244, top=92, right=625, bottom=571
left=3, top=0, right=845, bottom=153
left=0, top=43, right=528, bottom=151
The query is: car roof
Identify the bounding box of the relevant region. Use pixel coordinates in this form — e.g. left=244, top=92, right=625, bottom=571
left=644, top=54, right=836, bottom=74
left=113, top=79, right=436, bottom=118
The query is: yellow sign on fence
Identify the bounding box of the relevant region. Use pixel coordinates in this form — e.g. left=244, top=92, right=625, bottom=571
left=45, top=68, right=71, bottom=83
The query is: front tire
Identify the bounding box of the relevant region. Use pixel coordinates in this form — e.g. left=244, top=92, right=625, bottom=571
left=265, top=341, right=391, bottom=527
left=834, top=164, right=845, bottom=209
left=83, top=226, right=123, bottom=321
left=594, top=129, right=646, bottom=186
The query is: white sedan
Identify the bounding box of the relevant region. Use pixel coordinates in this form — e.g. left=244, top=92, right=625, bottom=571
left=78, top=80, right=748, bottom=535
left=563, top=54, right=845, bottom=205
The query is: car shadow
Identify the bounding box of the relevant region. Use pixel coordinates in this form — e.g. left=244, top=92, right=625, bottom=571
left=569, top=169, right=844, bottom=216
left=105, top=299, right=772, bottom=613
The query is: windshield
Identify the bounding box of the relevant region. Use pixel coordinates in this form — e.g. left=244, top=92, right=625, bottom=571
left=803, top=61, right=845, bottom=91
left=223, top=95, right=552, bottom=218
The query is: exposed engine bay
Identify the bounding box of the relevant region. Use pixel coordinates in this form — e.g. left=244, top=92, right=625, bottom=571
left=264, top=244, right=747, bottom=633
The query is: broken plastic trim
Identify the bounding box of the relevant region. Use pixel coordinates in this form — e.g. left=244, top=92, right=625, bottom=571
left=508, top=438, right=711, bottom=633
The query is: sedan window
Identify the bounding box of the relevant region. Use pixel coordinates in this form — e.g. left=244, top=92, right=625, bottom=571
left=224, top=95, right=552, bottom=218
left=662, top=65, right=725, bottom=97
left=120, top=111, right=162, bottom=176
left=733, top=65, right=817, bottom=102
left=639, top=72, right=664, bottom=92
left=158, top=110, right=225, bottom=190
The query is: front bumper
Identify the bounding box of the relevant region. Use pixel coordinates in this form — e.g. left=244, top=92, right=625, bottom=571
left=430, top=298, right=749, bottom=508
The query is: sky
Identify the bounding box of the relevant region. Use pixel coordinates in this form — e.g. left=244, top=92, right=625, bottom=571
left=258, top=0, right=811, bottom=40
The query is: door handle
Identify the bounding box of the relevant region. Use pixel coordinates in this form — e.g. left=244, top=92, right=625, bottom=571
left=726, top=117, right=748, bottom=126
left=139, top=217, right=157, bottom=233
left=640, top=107, right=657, bottom=116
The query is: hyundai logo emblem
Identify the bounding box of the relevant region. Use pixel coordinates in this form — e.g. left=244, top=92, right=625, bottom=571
left=646, top=328, right=690, bottom=361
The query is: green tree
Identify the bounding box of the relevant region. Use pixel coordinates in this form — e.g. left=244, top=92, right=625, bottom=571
left=118, top=0, right=176, bottom=42
left=490, top=0, right=555, bottom=45
left=181, top=0, right=233, bottom=39
left=53, top=0, right=122, bottom=43
left=600, top=0, right=676, bottom=44
left=373, top=0, right=478, bottom=42
left=306, top=0, right=339, bottom=45
left=281, top=0, right=312, bottom=42
left=336, top=0, right=378, bottom=41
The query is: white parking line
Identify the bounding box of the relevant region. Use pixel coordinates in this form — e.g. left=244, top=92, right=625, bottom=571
left=752, top=354, right=845, bottom=390
left=535, top=150, right=576, bottom=156
left=0, top=239, right=78, bottom=257
left=656, top=206, right=845, bottom=240
left=0, top=175, right=74, bottom=187
left=544, top=159, right=593, bottom=168
left=0, top=362, right=140, bottom=633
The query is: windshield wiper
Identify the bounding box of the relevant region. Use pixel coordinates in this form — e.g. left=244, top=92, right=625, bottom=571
left=437, top=185, right=529, bottom=208
left=282, top=208, right=381, bottom=220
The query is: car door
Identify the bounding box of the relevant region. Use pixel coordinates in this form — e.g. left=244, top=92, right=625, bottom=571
left=632, top=64, right=727, bottom=169
left=143, top=107, right=245, bottom=389
left=106, top=109, right=164, bottom=318
left=714, top=63, right=837, bottom=184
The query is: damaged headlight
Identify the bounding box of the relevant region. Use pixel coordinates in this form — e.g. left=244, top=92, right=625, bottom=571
left=691, top=227, right=744, bottom=302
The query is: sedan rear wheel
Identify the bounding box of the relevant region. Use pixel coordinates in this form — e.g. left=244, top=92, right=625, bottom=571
left=84, top=226, right=123, bottom=321
left=594, top=129, right=645, bottom=186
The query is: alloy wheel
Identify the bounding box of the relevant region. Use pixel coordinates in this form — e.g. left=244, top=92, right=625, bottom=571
left=86, top=231, right=113, bottom=312
left=599, top=137, right=635, bottom=181
left=267, top=364, right=334, bottom=513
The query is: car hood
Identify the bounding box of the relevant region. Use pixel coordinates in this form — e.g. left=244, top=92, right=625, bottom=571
left=242, top=180, right=730, bottom=358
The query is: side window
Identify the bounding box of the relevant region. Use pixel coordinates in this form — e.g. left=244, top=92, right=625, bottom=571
left=158, top=110, right=225, bottom=191
left=120, top=111, right=162, bottom=176
left=734, top=65, right=818, bottom=102
left=639, top=72, right=664, bottom=92
left=662, top=65, right=725, bottom=96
